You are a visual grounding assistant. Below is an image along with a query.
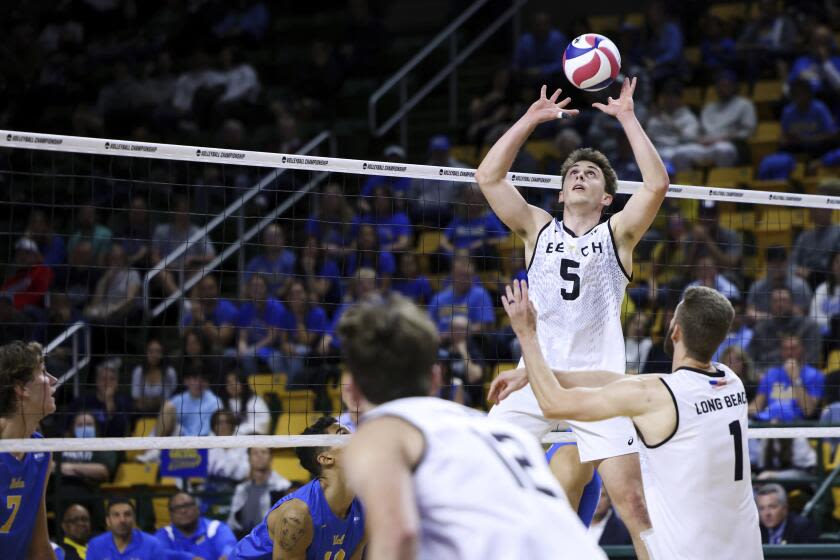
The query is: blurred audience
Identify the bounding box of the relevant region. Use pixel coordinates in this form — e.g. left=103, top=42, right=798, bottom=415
left=756, top=484, right=819, bottom=544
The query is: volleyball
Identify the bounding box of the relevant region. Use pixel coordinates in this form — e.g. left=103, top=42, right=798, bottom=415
left=562, top=33, right=621, bottom=92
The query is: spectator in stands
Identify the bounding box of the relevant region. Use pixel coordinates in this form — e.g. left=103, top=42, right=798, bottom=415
left=428, top=252, right=495, bottom=335
left=640, top=1, right=684, bottom=83
left=228, top=447, right=292, bottom=538
left=245, top=223, right=296, bottom=298
left=810, top=251, right=840, bottom=338
left=719, top=345, right=759, bottom=401
left=86, top=498, right=165, bottom=559
left=59, top=504, right=91, bottom=560
left=151, top=194, right=217, bottom=295
left=440, top=314, right=485, bottom=406
left=344, top=224, right=396, bottom=292
left=409, top=135, right=469, bottom=224
left=83, top=244, right=141, bottom=322
left=787, top=25, right=840, bottom=99
left=318, top=267, right=381, bottom=355
left=353, top=185, right=412, bottom=253
left=183, top=275, right=239, bottom=350
left=751, top=334, right=824, bottom=420
left=754, top=437, right=817, bottom=481
left=792, top=182, right=840, bottom=288
left=643, top=306, right=679, bottom=373
left=215, top=46, right=261, bottom=121
left=179, top=328, right=225, bottom=389
left=756, top=484, right=819, bottom=544
left=747, top=247, right=814, bottom=321
left=736, top=0, right=799, bottom=80
left=208, top=410, right=251, bottom=485
left=625, top=311, right=653, bottom=374
left=155, top=491, right=237, bottom=560
left=305, top=183, right=355, bottom=261
left=358, top=145, right=411, bottom=209
left=221, top=370, right=270, bottom=435
left=513, top=11, right=566, bottom=84
left=68, top=203, right=112, bottom=264
left=281, top=280, right=328, bottom=383
left=646, top=80, right=700, bottom=171
left=0, top=237, right=53, bottom=312
left=54, top=240, right=99, bottom=313
left=684, top=255, right=741, bottom=302
left=170, top=51, right=225, bottom=121
left=119, top=196, right=153, bottom=268
left=296, top=41, right=344, bottom=117
left=467, top=68, right=513, bottom=151
left=156, top=367, right=222, bottom=437
left=698, top=16, right=736, bottom=80
left=678, top=70, right=757, bottom=168
left=212, top=1, right=269, bottom=42
left=57, top=412, right=117, bottom=495
left=691, top=200, right=744, bottom=273
left=713, top=299, right=754, bottom=356
left=590, top=487, right=632, bottom=546
left=440, top=184, right=507, bottom=271
left=25, top=209, right=65, bottom=267
left=237, top=273, right=290, bottom=375
left=68, top=358, right=132, bottom=438
left=780, top=79, right=837, bottom=156
left=131, top=338, right=177, bottom=415
left=392, top=252, right=433, bottom=306
left=297, top=237, right=342, bottom=312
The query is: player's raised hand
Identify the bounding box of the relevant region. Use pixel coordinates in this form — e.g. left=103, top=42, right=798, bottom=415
left=501, top=279, right=537, bottom=336
left=487, top=367, right=529, bottom=404
left=525, top=85, right=579, bottom=125
left=592, top=76, right=637, bottom=120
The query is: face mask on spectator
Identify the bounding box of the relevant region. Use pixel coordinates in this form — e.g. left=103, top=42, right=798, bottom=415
left=74, top=425, right=96, bottom=439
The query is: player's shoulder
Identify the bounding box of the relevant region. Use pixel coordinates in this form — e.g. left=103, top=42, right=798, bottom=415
left=268, top=497, right=313, bottom=532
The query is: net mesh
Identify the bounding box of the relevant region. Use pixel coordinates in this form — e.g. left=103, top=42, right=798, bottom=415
left=1, top=132, right=840, bottom=534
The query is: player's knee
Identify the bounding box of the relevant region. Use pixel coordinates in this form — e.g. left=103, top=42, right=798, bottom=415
left=614, top=485, right=650, bottom=525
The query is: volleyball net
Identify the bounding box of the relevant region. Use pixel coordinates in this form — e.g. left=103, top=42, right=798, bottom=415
left=1, top=129, right=840, bottom=461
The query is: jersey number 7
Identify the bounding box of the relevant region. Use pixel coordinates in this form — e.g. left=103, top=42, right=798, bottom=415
left=0, top=495, right=21, bottom=533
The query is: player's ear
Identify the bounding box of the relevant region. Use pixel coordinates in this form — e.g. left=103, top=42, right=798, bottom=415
left=429, top=363, right=443, bottom=397
left=318, top=450, right=336, bottom=469
left=601, top=191, right=614, bottom=208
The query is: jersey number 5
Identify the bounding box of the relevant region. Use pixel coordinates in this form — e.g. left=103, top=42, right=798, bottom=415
left=0, top=495, right=21, bottom=534
left=560, top=259, right=580, bottom=300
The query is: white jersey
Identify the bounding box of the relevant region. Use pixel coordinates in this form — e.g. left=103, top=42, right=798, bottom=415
left=527, top=217, right=630, bottom=372
left=364, top=397, right=606, bottom=560
left=641, top=364, right=763, bottom=560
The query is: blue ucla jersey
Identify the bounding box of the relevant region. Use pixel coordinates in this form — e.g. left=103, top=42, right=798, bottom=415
left=86, top=528, right=165, bottom=559
left=234, top=479, right=364, bottom=560
left=0, top=432, right=51, bottom=557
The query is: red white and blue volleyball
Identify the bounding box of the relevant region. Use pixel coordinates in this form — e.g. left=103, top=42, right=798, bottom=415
left=562, top=34, right=622, bottom=92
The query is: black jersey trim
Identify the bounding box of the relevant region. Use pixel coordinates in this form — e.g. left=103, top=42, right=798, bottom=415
left=677, top=366, right=725, bottom=378
left=639, top=378, right=679, bottom=449
left=607, top=217, right=633, bottom=281
left=561, top=221, right=598, bottom=238
left=526, top=219, right=555, bottom=274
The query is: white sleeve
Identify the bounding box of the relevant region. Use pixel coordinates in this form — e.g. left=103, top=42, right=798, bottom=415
left=810, top=283, right=829, bottom=331
left=131, top=366, right=142, bottom=400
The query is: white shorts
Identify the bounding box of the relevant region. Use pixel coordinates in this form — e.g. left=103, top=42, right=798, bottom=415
left=488, top=380, right=639, bottom=463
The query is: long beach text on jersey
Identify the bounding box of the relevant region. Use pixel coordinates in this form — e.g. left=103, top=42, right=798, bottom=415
left=527, top=218, right=630, bottom=372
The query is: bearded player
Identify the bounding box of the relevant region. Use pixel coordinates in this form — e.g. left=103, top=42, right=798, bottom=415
left=475, top=78, right=668, bottom=559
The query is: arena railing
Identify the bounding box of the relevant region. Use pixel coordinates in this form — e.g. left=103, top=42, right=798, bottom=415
left=368, top=0, right=528, bottom=147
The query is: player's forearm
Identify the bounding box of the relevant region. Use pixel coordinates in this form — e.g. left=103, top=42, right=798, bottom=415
left=518, top=334, right=573, bottom=418
left=552, top=369, right=627, bottom=388
left=475, top=115, right=536, bottom=185
left=619, top=113, right=669, bottom=193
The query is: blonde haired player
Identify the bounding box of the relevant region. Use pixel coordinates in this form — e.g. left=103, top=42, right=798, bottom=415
left=493, top=281, right=762, bottom=560
left=475, top=78, right=668, bottom=559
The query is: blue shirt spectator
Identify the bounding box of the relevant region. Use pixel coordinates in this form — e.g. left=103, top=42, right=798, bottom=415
left=345, top=224, right=397, bottom=290
left=700, top=16, right=735, bottom=71
left=360, top=145, right=411, bottom=198
left=305, top=183, right=356, bottom=259
left=781, top=94, right=837, bottom=141
left=237, top=295, right=290, bottom=347
left=513, top=12, right=567, bottom=77
left=443, top=211, right=507, bottom=250
left=318, top=268, right=380, bottom=353
left=351, top=211, right=412, bottom=253
left=643, top=6, right=684, bottom=68
left=787, top=25, right=840, bottom=97
left=428, top=254, right=495, bottom=334
left=26, top=210, right=66, bottom=267
left=167, top=374, right=222, bottom=437
left=393, top=253, right=433, bottom=305
left=753, top=336, right=824, bottom=421
left=245, top=223, right=296, bottom=297
left=182, top=275, right=239, bottom=349
left=87, top=528, right=165, bottom=560
left=155, top=493, right=236, bottom=560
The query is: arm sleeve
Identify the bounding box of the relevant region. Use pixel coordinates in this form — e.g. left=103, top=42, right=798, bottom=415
left=804, top=367, right=825, bottom=399
left=131, top=366, right=142, bottom=400
left=216, top=523, right=238, bottom=557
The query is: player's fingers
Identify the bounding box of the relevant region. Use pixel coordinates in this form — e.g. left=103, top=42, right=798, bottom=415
left=549, top=88, right=562, bottom=103
left=487, top=379, right=499, bottom=402
left=505, top=283, right=515, bottom=305
left=630, top=76, right=638, bottom=94
left=591, top=103, right=606, bottom=111
left=557, top=96, right=573, bottom=108
left=512, top=280, right=521, bottom=303
left=540, top=84, right=547, bottom=99
left=520, top=280, right=529, bottom=301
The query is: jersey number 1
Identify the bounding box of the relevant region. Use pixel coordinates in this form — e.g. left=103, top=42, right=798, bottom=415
left=560, top=259, right=580, bottom=300
left=728, top=420, right=744, bottom=482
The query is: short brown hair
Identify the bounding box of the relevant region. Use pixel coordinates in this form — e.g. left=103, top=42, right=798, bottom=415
left=559, top=147, right=618, bottom=196
left=0, top=341, right=44, bottom=416
left=676, top=287, right=735, bottom=362
left=338, top=294, right=439, bottom=404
